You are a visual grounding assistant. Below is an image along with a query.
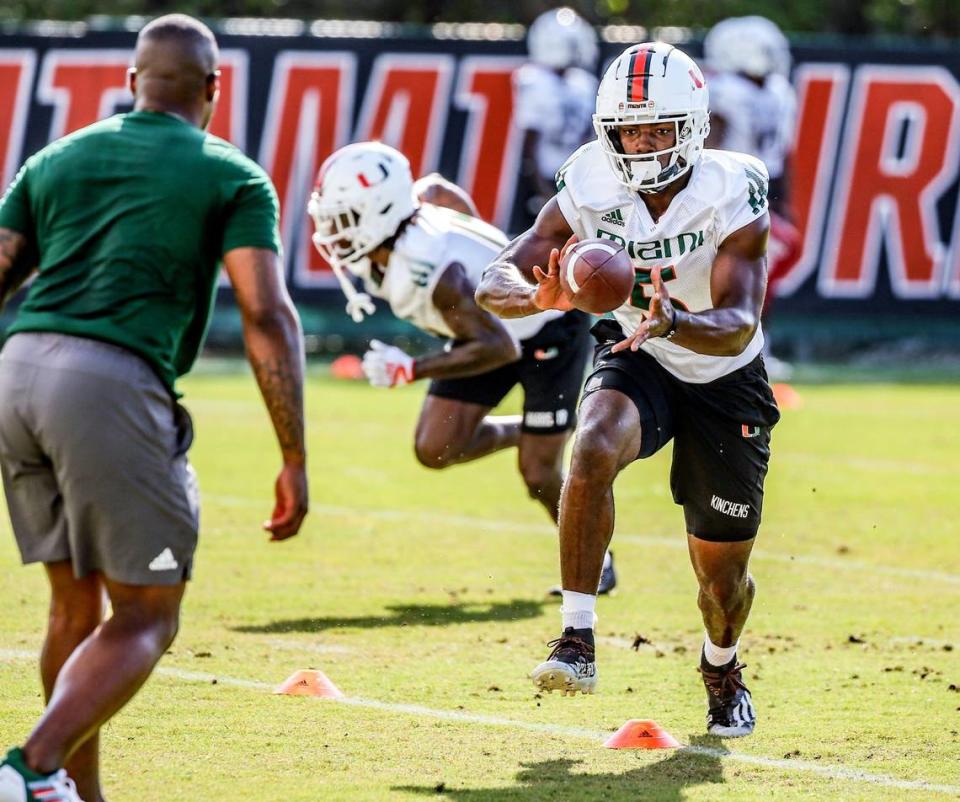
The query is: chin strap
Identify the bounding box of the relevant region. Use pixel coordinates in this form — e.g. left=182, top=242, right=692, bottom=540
left=325, top=250, right=375, bottom=323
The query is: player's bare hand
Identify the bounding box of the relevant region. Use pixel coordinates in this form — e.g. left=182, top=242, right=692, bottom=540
left=263, top=462, right=308, bottom=541
left=611, top=267, right=676, bottom=352
left=531, top=235, right=577, bottom=312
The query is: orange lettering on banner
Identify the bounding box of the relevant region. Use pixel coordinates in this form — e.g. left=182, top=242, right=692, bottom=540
left=258, top=53, right=355, bottom=283
left=354, top=55, right=454, bottom=179
left=38, top=51, right=131, bottom=139
left=454, top=56, right=524, bottom=228
left=774, top=64, right=848, bottom=296
left=821, top=67, right=960, bottom=298
left=0, top=50, right=36, bottom=187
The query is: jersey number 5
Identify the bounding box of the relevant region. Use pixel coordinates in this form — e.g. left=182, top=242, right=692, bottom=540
left=630, top=266, right=688, bottom=312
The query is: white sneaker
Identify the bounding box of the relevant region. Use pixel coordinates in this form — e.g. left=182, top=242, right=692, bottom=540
left=530, top=628, right=597, bottom=696
left=0, top=750, right=84, bottom=802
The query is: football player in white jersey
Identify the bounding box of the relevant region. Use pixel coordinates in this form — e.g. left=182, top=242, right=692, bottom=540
left=477, top=43, right=780, bottom=737
left=704, top=15, right=800, bottom=379
left=308, top=142, right=619, bottom=590
left=511, top=8, right=599, bottom=232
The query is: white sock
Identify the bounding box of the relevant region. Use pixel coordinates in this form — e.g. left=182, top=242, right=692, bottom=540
left=602, top=551, right=612, bottom=570
left=703, top=633, right=739, bottom=667
left=561, top=590, right=597, bottom=631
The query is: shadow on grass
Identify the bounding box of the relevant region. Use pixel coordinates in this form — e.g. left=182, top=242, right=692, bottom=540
left=232, top=599, right=546, bottom=634
left=394, top=736, right=727, bottom=801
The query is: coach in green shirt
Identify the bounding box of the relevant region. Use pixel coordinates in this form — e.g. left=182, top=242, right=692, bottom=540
left=0, top=15, right=308, bottom=802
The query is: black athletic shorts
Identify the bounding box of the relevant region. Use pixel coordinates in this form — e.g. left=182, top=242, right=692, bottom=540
left=428, top=311, right=591, bottom=435
left=581, top=319, right=780, bottom=542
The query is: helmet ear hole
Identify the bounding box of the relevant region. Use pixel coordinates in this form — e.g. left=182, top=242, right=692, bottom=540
left=380, top=203, right=393, bottom=215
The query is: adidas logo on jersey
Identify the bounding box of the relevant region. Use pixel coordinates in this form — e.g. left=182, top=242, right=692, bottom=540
left=600, top=208, right=627, bottom=226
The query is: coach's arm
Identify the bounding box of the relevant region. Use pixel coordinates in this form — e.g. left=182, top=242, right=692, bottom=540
left=223, top=246, right=308, bottom=541
left=0, top=228, right=37, bottom=308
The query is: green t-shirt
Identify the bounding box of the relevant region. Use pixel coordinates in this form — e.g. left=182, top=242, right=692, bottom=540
left=0, top=110, right=281, bottom=394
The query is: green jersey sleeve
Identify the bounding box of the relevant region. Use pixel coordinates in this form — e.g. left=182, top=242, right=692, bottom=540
left=220, top=159, right=282, bottom=256
left=0, top=161, right=35, bottom=237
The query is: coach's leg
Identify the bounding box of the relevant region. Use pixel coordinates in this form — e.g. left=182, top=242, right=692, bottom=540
left=414, top=396, right=520, bottom=469
left=517, top=432, right=568, bottom=522
left=687, top=536, right=756, bottom=649
left=40, top=562, right=107, bottom=802
left=558, top=390, right=642, bottom=593
left=21, top=578, right=185, bottom=776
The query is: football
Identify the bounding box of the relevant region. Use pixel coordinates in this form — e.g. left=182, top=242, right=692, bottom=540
left=558, top=239, right=635, bottom=314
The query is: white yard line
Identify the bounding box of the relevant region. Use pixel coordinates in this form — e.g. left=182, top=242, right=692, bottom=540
left=207, top=496, right=960, bottom=587
left=1, top=647, right=957, bottom=796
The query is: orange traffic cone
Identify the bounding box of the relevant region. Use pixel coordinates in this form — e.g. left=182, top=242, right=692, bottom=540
left=772, top=382, right=802, bottom=410
left=273, top=669, right=344, bottom=699
left=330, top=354, right=365, bottom=380
left=604, top=719, right=680, bottom=749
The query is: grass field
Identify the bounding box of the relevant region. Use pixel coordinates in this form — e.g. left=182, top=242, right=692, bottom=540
left=1, top=363, right=958, bottom=801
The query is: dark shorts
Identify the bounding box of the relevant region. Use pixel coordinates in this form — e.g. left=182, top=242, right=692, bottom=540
left=582, top=319, right=780, bottom=542
left=0, top=333, right=200, bottom=585
left=428, top=311, right=591, bottom=435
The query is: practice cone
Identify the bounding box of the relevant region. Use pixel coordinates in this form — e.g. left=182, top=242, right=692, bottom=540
left=772, top=382, right=802, bottom=410
left=604, top=719, right=680, bottom=749
left=330, top=354, right=365, bottom=381
left=273, top=669, right=344, bottom=699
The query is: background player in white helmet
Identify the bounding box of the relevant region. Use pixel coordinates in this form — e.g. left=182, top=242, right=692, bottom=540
left=511, top=7, right=599, bottom=232
left=478, top=42, right=780, bottom=737
left=309, top=142, right=616, bottom=593
left=704, top=15, right=800, bottom=379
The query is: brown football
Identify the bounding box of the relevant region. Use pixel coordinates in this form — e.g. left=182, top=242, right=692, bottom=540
left=558, top=238, right=635, bottom=314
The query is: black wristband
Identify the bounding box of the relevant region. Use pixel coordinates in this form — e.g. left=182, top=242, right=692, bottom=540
left=663, top=307, right=680, bottom=340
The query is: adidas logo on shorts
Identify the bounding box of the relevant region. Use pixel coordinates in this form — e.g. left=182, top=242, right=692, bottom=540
left=148, top=547, right=179, bottom=571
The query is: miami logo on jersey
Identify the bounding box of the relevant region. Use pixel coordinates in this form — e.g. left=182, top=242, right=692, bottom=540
left=594, top=228, right=706, bottom=261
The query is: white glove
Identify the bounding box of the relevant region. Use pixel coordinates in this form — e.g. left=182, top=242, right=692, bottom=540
left=362, top=339, right=416, bottom=388
left=345, top=292, right=376, bottom=323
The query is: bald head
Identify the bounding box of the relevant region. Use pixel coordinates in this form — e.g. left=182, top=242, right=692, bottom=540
left=131, top=14, right=220, bottom=126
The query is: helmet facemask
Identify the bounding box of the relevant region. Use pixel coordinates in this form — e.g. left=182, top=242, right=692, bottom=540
left=594, top=112, right=709, bottom=194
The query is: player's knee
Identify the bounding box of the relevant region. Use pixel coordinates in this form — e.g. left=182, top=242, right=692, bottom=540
left=414, top=437, right=454, bottom=470
left=569, top=420, right=622, bottom=482
left=48, top=600, right=101, bottom=642
left=143, top=607, right=181, bottom=651
left=110, top=594, right=182, bottom=650
left=520, top=460, right=560, bottom=500
left=699, top=571, right=753, bottom=611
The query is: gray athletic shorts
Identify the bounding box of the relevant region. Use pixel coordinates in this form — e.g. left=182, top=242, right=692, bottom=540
left=0, top=332, right=200, bottom=585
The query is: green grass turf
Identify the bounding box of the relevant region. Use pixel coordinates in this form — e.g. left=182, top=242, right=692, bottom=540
left=1, top=363, right=958, bottom=801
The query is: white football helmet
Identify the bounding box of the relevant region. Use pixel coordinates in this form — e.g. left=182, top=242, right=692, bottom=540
left=528, top=7, right=598, bottom=71
left=308, top=142, right=418, bottom=321
left=704, top=16, right=791, bottom=79
left=593, top=42, right=710, bottom=194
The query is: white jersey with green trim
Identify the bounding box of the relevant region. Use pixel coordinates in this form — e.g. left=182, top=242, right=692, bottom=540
left=359, top=204, right=561, bottom=341
left=555, top=143, right=768, bottom=383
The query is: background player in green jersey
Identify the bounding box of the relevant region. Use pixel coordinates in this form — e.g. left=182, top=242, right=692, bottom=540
left=0, top=15, right=307, bottom=802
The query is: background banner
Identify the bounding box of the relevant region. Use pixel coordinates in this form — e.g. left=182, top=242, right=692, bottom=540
left=2, top=29, right=958, bottom=353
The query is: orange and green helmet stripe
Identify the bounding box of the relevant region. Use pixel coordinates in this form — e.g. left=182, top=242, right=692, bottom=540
left=627, top=47, right=653, bottom=103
